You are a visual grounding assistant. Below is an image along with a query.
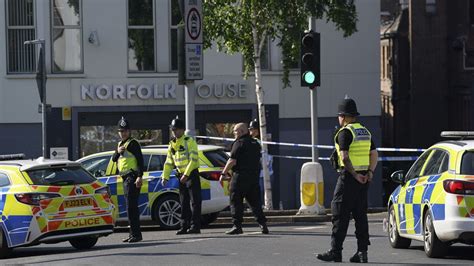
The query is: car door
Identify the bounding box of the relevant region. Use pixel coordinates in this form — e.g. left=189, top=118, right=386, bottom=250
left=397, top=150, right=432, bottom=235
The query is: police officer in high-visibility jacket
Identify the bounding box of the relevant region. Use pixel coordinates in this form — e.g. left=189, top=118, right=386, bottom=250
left=161, top=117, right=201, bottom=235
left=112, top=117, right=144, bottom=243
left=317, top=98, right=378, bottom=263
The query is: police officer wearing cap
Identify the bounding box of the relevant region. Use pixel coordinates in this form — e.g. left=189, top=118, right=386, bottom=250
left=249, top=119, right=260, bottom=140
left=220, top=123, right=269, bottom=235
left=317, top=98, right=378, bottom=263
left=161, top=117, right=202, bottom=235
left=112, top=117, right=144, bottom=243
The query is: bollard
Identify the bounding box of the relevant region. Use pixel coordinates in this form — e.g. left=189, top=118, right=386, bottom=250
left=297, top=162, right=325, bottom=215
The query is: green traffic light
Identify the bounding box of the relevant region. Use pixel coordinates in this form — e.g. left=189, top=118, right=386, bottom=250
left=303, top=71, right=316, bottom=84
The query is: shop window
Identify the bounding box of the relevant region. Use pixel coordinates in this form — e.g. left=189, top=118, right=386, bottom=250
left=6, top=0, right=36, bottom=74
left=204, top=123, right=236, bottom=147
left=51, top=0, right=83, bottom=73
left=128, top=0, right=155, bottom=72
left=79, top=126, right=162, bottom=157
left=170, top=0, right=182, bottom=71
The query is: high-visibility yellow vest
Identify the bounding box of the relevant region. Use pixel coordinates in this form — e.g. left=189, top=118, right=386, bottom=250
left=334, top=123, right=371, bottom=171
left=117, top=138, right=139, bottom=174
left=162, top=135, right=199, bottom=180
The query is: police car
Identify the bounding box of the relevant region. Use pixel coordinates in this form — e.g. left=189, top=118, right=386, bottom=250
left=77, top=145, right=230, bottom=229
left=0, top=155, right=115, bottom=258
left=387, top=132, right=474, bottom=257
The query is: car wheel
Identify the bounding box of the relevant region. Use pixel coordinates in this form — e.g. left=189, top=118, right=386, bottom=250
left=423, top=210, right=447, bottom=258
left=388, top=205, right=411, bottom=249
left=69, top=236, right=98, bottom=250
left=0, top=229, right=11, bottom=259
left=201, top=212, right=220, bottom=227
left=153, top=194, right=181, bottom=230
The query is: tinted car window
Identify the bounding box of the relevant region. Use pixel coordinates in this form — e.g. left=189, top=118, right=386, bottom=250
left=81, top=155, right=111, bottom=177
left=27, top=166, right=96, bottom=186
left=460, top=151, right=474, bottom=175
left=423, top=150, right=448, bottom=176
left=405, top=150, right=431, bottom=181
left=0, top=173, right=10, bottom=187
left=148, top=155, right=163, bottom=171
left=203, top=150, right=229, bottom=167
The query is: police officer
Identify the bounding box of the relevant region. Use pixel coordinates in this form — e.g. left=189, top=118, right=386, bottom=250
left=249, top=119, right=260, bottom=139
left=112, top=117, right=144, bottom=243
left=161, top=117, right=202, bottom=235
left=220, top=123, right=269, bottom=235
left=317, top=98, right=378, bottom=263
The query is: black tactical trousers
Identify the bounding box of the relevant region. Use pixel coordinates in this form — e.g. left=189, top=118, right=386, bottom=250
left=230, top=172, right=267, bottom=227
left=179, top=169, right=202, bottom=229
left=123, top=173, right=142, bottom=238
left=331, top=171, right=370, bottom=252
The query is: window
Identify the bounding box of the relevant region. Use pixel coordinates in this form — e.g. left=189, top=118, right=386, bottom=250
left=0, top=173, right=11, bottom=187
left=148, top=155, right=164, bottom=171
left=27, top=166, right=96, bottom=186
left=405, top=150, right=432, bottom=181
left=423, top=150, right=449, bottom=176
left=51, top=0, right=82, bottom=73
left=203, top=150, right=229, bottom=168
left=170, top=0, right=182, bottom=71
left=461, top=151, right=474, bottom=175
left=128, top=0, right=155, bottom=72
left=80, top=155, right=112, bottom=177
left=6, top=0, right=36, bottom=74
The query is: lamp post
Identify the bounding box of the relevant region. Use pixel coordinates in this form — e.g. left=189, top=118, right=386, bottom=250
left=24, top=39, right=48, bottom=159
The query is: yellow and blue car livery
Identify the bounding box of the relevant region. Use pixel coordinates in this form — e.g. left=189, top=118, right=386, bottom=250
left=79, top=145, right=230, bottom=229
left=387, top=135, right=474, bottom=257
left=0, top=157, right=115, bottom=257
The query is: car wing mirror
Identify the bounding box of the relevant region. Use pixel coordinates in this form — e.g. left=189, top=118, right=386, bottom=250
left=390, top=170, right=405, bottom=185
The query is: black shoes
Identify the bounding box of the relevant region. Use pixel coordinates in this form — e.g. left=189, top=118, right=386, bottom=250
left=260, top=224, right=269, bottom=234
left=187, top=227, right=201, bottom=234
left=176, top=228, right=189, bottom=235
left=349, top=251, right=368, bottom=263
left=316, top=250, right=342, bottom=262
left=123, top=236, right=142, bottom=243
left=225, top=226, right=243, bottom=235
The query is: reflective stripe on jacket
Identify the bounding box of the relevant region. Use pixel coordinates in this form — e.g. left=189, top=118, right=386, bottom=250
left=334, top=123, right=371, bottom=171
left=162, top=135, right=199, bottom=180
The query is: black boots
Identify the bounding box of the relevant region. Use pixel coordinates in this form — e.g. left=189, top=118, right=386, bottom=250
left=349, top=251, right=368, bottom=263
left=260, top=224, right=269, bottom=234
left=225, top=226, right=243, bottom=235
left=316, top=250, right=342, bottom=262
left=176, top=227, right=189, bottom=235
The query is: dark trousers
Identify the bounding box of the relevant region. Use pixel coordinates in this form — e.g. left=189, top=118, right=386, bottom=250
left=123, top=173, right=142, bottom=238
left=331, top=171, right=369, bottom=252
left=179, top=169, right=202, bottom=229
left=230, top=172, right=267, bottom=227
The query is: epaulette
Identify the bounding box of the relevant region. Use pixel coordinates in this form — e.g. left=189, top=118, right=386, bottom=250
left=184, top=137, right=189, bottom=141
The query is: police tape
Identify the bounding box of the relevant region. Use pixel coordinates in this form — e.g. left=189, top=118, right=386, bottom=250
left=196, top=136, right=426, bottom=152
left=270, top=155, right=419, bottom=161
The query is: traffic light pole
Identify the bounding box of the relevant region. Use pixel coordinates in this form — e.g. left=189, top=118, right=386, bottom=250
left=309, top=17, right=318, bottom=162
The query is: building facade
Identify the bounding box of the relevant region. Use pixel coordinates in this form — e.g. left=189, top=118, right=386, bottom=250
left=0, top=0, right=381, bottom=208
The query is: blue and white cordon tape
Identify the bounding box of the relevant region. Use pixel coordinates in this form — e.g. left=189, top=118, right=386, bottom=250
left=196, top=136, right=425, bottom=161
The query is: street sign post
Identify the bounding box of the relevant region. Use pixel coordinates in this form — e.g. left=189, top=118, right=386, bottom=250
left=184, top=0, right=203, bottom=80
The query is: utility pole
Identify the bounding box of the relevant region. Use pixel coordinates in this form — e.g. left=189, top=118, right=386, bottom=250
left=24, top=39, right=48, bottom=159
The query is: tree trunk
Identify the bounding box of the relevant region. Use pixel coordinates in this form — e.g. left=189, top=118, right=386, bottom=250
left=252, top=23, right=273, bottom=210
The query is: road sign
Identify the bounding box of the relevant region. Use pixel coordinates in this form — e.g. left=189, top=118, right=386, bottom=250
left=185, top=0, right=202, bottom=44
left=185, top=43, right=203, bottom=80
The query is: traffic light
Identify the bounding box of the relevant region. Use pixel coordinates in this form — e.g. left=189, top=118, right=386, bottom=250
left=300, top=30, right=320, bottom=88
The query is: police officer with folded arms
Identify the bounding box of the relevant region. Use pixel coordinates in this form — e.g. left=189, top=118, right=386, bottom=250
left=112, top=117, right=144, bottom=243
left=220, top=123, right=269, bottom=235
left=161, top=117, right=202, bottom=235
left=317, top=98, right=378, bottom=263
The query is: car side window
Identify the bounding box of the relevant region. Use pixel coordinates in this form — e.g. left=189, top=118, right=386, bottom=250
left=0, top=173, right=11, bottom=187
left=148, top=155, right=163, bottom=171
left=439, top=152, right=449, bottom=173
left=405, top=150, right=431, bottom=181
left=81, top=155, right=112, bottom=177
left=143, top=154, right=151, bottom=171
left=423, top=150, right=448, bottom=176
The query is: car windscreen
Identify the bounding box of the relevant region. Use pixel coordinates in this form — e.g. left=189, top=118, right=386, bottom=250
left=460, top=151, right=474, bottom=175
left=26, top=166, right=96, bottom=186
left=203, top=149, right=229, bottom=167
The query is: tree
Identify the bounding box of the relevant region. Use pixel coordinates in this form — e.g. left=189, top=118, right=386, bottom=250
left=203, top=0, right=358, bottom=209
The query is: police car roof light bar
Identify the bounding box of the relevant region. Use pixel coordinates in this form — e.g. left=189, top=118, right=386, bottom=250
left=440, top=131, right=474, bottom=140
left=0, top=154, right=26, bottom=161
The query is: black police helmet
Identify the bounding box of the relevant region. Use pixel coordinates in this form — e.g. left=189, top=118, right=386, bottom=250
left=118, top=116, right=130, bottom=130
left=249, top=119, right=259, bottom=129
left=337, top=98, right=360, bottom=117
left=170, top=116, right=185, bottom=129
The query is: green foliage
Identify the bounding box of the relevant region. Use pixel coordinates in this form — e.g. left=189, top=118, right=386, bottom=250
left=203, top=0, right=358, bottom=87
